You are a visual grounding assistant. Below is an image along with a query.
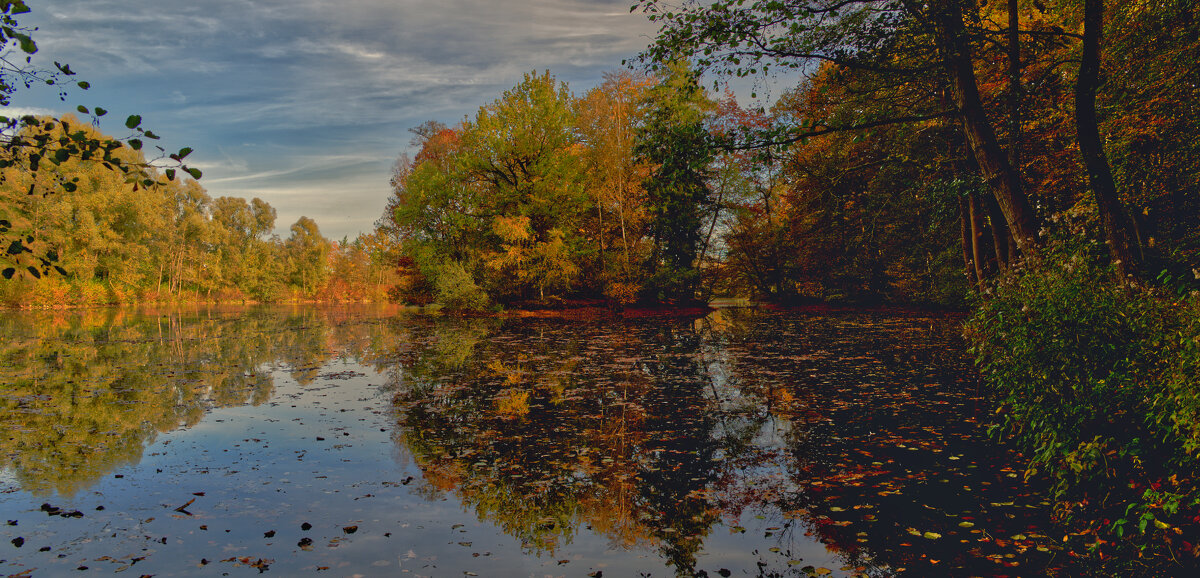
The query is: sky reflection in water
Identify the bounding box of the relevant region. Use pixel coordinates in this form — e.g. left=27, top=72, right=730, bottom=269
left=0, top=306, right=1066, bottom=576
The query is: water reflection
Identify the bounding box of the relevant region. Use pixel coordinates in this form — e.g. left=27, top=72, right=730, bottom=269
left=385, top=308, right=1064, bottom=576
left=0, top=307, right=348, bottom=496
left=0, top=305, right=1072, bottom=576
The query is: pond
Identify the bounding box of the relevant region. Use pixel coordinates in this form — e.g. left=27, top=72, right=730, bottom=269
left=0, top=305, right=1075, bottom=576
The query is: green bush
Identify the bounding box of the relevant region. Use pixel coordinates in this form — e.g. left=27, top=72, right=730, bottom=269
left=433, top=261, right=490, bottom=312
left=643, top=267, right=701, bottom=304
left=966, top=233, right=1200, bottom=553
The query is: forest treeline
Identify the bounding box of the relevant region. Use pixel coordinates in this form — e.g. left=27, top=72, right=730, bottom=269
left=9, top=1, right=1196, bottom=315
left=0, top=0, right=1197, bottom=312
left=380, top=66, right=969, bottom=309
left=5, top=65, right=978, bottom=310
left=378, top=2, right=1199, bottom=312
left=0, top=115, right=397, bottom=307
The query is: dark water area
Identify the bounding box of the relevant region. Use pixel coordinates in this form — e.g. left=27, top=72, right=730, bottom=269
left=0, top=305, right=1083, bottom=576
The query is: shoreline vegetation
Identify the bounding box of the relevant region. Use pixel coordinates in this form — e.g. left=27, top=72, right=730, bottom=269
left=1, top=286, right=968, bottom=318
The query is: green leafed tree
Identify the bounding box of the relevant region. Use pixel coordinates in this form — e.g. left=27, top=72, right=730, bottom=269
left=457, top=70, right=591, bottom=301
left=634, top=63, right=716, bottom=301
left=384, top=71, right=595, bottom=307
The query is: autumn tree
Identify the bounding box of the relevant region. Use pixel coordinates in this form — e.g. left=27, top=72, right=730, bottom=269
left=458, top=71, right=591, bottom=301
left=633, top=0, right=1040, bottom=259
left=286, top=216, right=331, bottom=297
left=575, top=71, right=657, bottom=294
left=1100, top=0, right=1200, bottom=270
left=384, top=72, right=595, bottom=306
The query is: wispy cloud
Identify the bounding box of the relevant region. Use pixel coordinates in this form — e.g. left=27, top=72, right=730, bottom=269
left=8, top=0, right=665, bottom=239
left=0, top=106, right=60, bottom=119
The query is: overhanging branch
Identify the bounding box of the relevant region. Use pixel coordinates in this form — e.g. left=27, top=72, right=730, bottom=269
left=720, top=109, right=957, bottom=150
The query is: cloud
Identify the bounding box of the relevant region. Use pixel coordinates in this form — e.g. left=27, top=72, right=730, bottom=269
left=0, top=106, right=60, bottom=119
left=11, top=0, right=666, bottom=239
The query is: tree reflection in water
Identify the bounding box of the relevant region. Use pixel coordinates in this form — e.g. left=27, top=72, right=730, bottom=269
left=0, top=307, right=333, bottom=496
left=0, top=306, right=1073, bottom=576
left=386, top=307, right=1065, bottom=576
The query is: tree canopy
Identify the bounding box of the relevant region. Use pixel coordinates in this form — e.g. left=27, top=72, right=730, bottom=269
left=0, top=1, right=201, bottom=280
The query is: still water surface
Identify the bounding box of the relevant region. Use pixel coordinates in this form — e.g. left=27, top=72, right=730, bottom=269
left=0, top=305, right=1068, bottom=576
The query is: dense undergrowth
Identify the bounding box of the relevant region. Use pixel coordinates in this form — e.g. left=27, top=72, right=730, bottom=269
left=967, top=233, right=1200, bottom=567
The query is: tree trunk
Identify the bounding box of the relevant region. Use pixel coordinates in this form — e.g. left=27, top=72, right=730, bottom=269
left=959, top=195, right=979, bottom=289
left=1075, top=0, right=1141, bottom=279
left=934, top=1, right=1040, bottom=254
left=697, top=182, right=726, bottom=269
left=597, top=203, right=605, bottom=274
left=619, top=195, right=630, bottom=275
left=1008, top=0, right=1022, bottom=171
left=985, top=193, right=1012, bottom=269
left=969, top=191, right=992, bottom=286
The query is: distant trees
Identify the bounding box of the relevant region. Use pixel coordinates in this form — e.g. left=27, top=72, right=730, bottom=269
left=374, top=60, right=985, bottom=307
left=0, top=2, right=200, bottom=281
left=286, top=216, right=330, bottom=297
left=0, top=118, right=395, bottom=308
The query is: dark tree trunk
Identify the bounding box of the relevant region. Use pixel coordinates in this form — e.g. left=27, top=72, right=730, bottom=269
left=1008, top=0, right=1022, bottom=170
left=1075, top=0, right=1141, bottom=279
left=985, top=193, right=1012, bottom=269
left=960, top=195, right=979, bottom=289
left=969, top=191, right=991, bottom=286
left=933, top=1, right=1041, bottom=255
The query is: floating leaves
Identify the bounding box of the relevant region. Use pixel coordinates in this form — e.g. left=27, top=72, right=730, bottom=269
left=0, top=308, right=1106, bottom=575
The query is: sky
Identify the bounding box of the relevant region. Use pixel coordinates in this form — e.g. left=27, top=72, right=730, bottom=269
left=7, top=0, right=671, bottom=240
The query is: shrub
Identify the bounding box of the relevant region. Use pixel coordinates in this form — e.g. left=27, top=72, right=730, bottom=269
left=30, top=277, right=71, bottom=308
left=966, top=233, right=1200, bottom=555
left=433, top=261, right=489, bottom=312
left=604, top=281, right=641, bottom=306
left=388, top=256, right=434, bottom=305
left=0, top=277, right=36, bottom=308
left=69, top=280, right=109, bottom=306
